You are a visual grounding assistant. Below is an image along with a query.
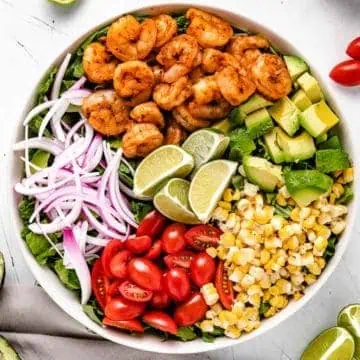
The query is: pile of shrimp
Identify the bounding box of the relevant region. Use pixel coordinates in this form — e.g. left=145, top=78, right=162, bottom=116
left=81, top=8, right=292, bottom=158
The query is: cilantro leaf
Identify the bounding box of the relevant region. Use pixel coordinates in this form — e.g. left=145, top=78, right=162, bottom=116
left=174, top=15, right=189, bottom=33
left=273, top=204, right=293, bottom=219
left=324, top=236, right=337, bottom=261
left=83, top=299, right=104, bottom=326
left=130, top=201, right=153, bottom=223
left=259, top=301, right=270, bottom=316
left=176, top=327, right=197, bottom=341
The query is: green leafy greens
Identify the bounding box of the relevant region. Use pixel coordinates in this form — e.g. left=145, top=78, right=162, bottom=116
left=173, top=14, right=189, bottom=33
left=36, top=66, right=58, bottom=105
left=130, top=201, right=153, bottom=223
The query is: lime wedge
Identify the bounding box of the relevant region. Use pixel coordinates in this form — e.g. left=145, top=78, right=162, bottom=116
left=154, top=179, right=200, bottom=224
left=0, top=251, right=4, bottom=288
left=134, top=145, right=194, bottom=197
left=301, top=327, right=354, bottom=360
left=337, top=304, right=360, bottom=359
left=188, top=160, right=237, bottom=223
left=182, top=129, right=230, bottom=172
left=48, top=0, right=77, bottom=5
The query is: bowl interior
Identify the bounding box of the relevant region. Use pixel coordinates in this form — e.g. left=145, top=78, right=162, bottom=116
left=9, top=2, right=358, bottom=354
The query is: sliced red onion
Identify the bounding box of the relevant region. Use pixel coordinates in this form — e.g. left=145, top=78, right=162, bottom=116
left=118, top=180, right=152, bottom=202
left=14, top=138, right=64, bottom=156
left=83, top=143, right=103, bottom=172
left=69, top=76, right=87, bottom=91
left=63, top=227, right=91, bottom=305
left=24, top=125, right=31, bottom=178
left=63, top=89, right=92, bottom=106
left=86, top=236, right=110, bottom=247
left=23, top=100, right=57, bottom=126
left=38, top=98, right=67, bottom=139
left=50, top=99, right=70, bottom=142
left=51, top=53, right=72, bottom=100
left=65, top=119, right=85, bottom=148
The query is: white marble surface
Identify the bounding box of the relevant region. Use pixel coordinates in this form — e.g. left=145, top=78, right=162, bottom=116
left=0, top=0, right=360, bottom=358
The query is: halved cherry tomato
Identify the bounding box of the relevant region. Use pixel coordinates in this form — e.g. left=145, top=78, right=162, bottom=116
left=215, top=261, right=234, bottom=310
left=143, top=311, right=178, bottom=335
left=106, top=280, right=122, bottom=302
left=105, top=296, right=146, bottom=321
left=163, top=268, right=191, bottom=302
left=91, top=259, right=110, bottom=310
left=347, top=37, right=360, bottom=60
left=136, top=210, right=167, bottom=239
left=128, top=258, right=162, bottom=291
left=144, top=240, right=162, bottom=260
left=161, top=223, right=187, bottom=254
left=101, top=240, right=123, bottom=278
left=103, top=317, right=144, bottom=333
left=164, top=250, right=195, bottom=270
left=150, top=292, right=171, bottom=309
left=329, top=59, right=360, bottom=86
left=119, top=280, right=153, bottom=303
left=184, top=225, right=222, bottom=251
left=109, top=250, right=132, bottom=279
left=190, top=252, right=216, bottom=287
left=174, top=292, right=208, bottom=327
left=125, top=236, right=152, bottom=255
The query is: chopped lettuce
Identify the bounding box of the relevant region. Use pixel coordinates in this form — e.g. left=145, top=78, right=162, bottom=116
left=53, top=259, right=80, bottom=290
left=337, top=185, right=353, bottom=205
left=174, top=14, right=189, bottom=33
left=176, top=327, right=197, bottom=341
left=324, top=236, right=337, bottom=261
left=83, top=298, right=104, bottom=326
left=130, top=201, right=153, bottom=223
left=18, top=197, right=35, bottom=222
left=201, top=326, right=225, bottom=343
left=36, top=66, right=57, bottom=104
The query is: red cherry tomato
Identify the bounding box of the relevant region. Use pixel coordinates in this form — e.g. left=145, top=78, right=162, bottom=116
left=163, top=268, right=191, bottom=302
left=105, top=296, right=146, bottom=321
left=190, top=252, right=216, bottom=287
left=103, top=317, right=144, bottom=333
left=143, top=311, right=178, bottom=335
left=106, top=280, right=122, bottom=302
left=128, top=258, right=162, bottom=291
left=347, top=37, right=360, bottom=60
left=150, top=292, right=171, bottom=309
left=215, top=261, right=234, bottom=310
left=136, top=210, right=167, bottom=239
left=184, top=225, right=222, bottom=251
left=144, top=240, right=162, bottom=260
left=109, top=250, right=132, bottom=279
left=125, top=236, right=152, bottom=255
left=161, top=223, right=187, bottom=254
left=119, top=280, right=153, bottom=303
left=164, top=250, right=195, bottom=270
left=101, top=240, right=123, bottom=278
left=174, top=292, right=208, bottom=327
left=91, top=259, right=110, bottom=310
left=329, top=59, right=360, bottom=86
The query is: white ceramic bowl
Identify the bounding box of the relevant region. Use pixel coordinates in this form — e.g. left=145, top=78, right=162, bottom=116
left=9, top=2, right=358, bottom=354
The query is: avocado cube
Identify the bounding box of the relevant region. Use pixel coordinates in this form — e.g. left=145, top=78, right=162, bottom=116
left=229, top=128, right=256, bottom=160
left=291, top=89, right=312, bottom=111
left=300, top=101, right=340, bottom=138
left=211, top=118, right=232, bottom=134
left=297, top=72, right=324, bottom=103
left=316, top=133, right=328, bottom=144
left=285, top=170, right=333, bottom=207
left=263, top=128, right=287, bottom=164
left=318, top=135, right=342, bottom=150
left=245, top=108, right=274, bottom=139
left=316, top=149, right=350, bottom=173
left=269, top=96, right=300, bottom=136
left=284, top=55, right=309, bottom=81
left=30, top=150, right=50, bottom=174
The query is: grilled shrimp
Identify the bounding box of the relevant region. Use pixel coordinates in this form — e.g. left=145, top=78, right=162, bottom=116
left=186, top=8, right=233, bottom=48
left=189, top=66, right=205, bottom=84
left=106, top=15, right=157, bottom=61
left=130, top=101, right=165, bottom=128
left=122, top=89, right=152, bottom=107
left=164, top=119, right=187, bottom=145
left=122, top=123, right=164, bottom=158
left=216, top=66, right=256, bottom=106
left=172, top=104, right=210, bottom=132
left=251, top=54, right=292, bottom=100
left=201, top=48, right=241, bottom=74
left=152, top=65, right=165, bottom=84
left=156, top=34, right=199, bottom=83
left=113, top=60, right=155, bottom=99
left=188, top=99, right=231, bottom=120
left=153, top=76, right=192, bottom=110
left=82, top=42, right=117, bottom=84
left=82, top=90, right=131, bottom=136
left=154, top=14, right=178, bottom=48
left=192, top=75, right=222, bottom=104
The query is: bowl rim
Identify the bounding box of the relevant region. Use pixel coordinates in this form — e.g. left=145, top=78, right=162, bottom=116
left=8, top=1, right=358, bottom=354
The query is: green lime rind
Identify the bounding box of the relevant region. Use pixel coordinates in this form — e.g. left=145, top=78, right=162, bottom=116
left=48, top=0, right=77, bottom=5
left=0, top=335, right=21, bottom=359
left=0, top=251, right=4, bottom=289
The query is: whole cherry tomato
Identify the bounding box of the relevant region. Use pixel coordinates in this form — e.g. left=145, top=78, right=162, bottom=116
left=119, top=280, right=153, bottom=303
left=150, top=292, right=171, bottom=309
left=330, top=59, right=360, bottom=86
left=103, top=317, right=144, bottom=333
left=347, top=37, right=360, bottom=60
left=215, top=261, right=234, bottom=310
left=101, top=239, right=123, bottom=278
left=143, top=311, right=178, bottom=335
left=190, top=252, right=216, bottom=287
left=164, top=250, right=195, bottom=270
left=174, top=292, right=208, bottom=327
left=105, top=296, right=146, bottom=321
left=184, top=225, right=222, bottom=251
left=109, top=250, right=132, bottom=279
left=91, top=259, right=110, bottom=310
left=163, top=268, right=191, bottom=302
left=144, top=240, right=162, bottom=260
left=161, top=223, right=187, bottom=254
left=136, top=210, right=167, bottom=239
left=125, top=236, right=152, bottom=255
left=128, top=258, right=162, bottom=291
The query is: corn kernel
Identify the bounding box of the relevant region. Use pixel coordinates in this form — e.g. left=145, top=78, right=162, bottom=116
left=241, top=220, right=256, bottom=230
left=201, top=283, right=219, bottom=306
left=291, top=273, right=304, bottom=286
left=219, top=310, right=237, bottom=326
left=220, top=232, right=236, bottom=247
left=293, top=292, right=304, bottom=301
left=307, top=263, right=321, bottom=276
left=279, top=225, right=295, bottom=240
left=232, top=189, right=241, bottom=201
left=276, top=194, right=287, bottom=206
left=270, top=295, right=285, bottom=308
left=225, top=326, right=241, bottom=339
left=223, top=188, right=233, bottom=202
left=318, top=213, right=332, bottom=225
left=331, top=219, right=346, bottom=234
left=303, top=216, right=316, bottom=229
left=314, top=236, right=328, bottom=251
left=343, top=168, right=354, bottom=183
left=217, top=246, right=228, bottom=260
left=264, top=237, right=282, bottom=249
left=290, top=207, right=301, bottom=222
left=260, top=249, right=271, bottom=264
left=206, top=247, right=217, bottom=258
left=264, top=306, right=277, bottom=318
left=302, top=252, right=314, bottom=266
left=213, top=207, right=229, bottom=222
left=247, top=284, right=262, bottom=296
left=254, top=194, right=264, bottom=208
left=315, top=257, right=326, bottom=269
left=279, top=186, right=291, bottom=199
left=314, top=224, right=331, bottom=239
left=332, top=183, right=344, bottom=198
left=276, top=279, right=291, bottom=294
left=287, top=264, right=301, bottom=274
left=271, top=216, right=287, bottom=231
left=244, top=181, right=259, bottom=197
left=285, top=236, right=299, bottom=251
left=248, top=294, right=261, bottom=307
left=229, top=268, right=243, bottom=283
left=241, top=274, right=255, bottom=289
left=311, top=209, right=321, bottom=217
left=232, top=301, right=245, bottom=317
left=263, top=290, right=271, bottom=301
left=236, top=292, right=248, bottom=303
left=305, top=274, right=317, bottom=285
left=219, top=201, right=231, bottom=210
left=237, top=199, right=251, bottom=212
left=254, top=206, right=273, bottom=224
left=259, top=275, right=271, bottom=289
left=244, top=307, right=258, bottom=320
left=269, top=285, right=280, bottom=296
left=200, top=320, right=214, bottom=333
left=263, top=224, right=274, bottom=237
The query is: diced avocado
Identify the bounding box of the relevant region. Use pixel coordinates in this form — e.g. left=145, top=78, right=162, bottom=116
left=285, top=170, right=333, bottom=207
left=0, top=336, right=21, bottom=360
left=316, top=149, right=350, bottom=173
left=228, top=128, right=256, bottom=161
left=245, top=108, right=274, bottom=139
left=263, top=128, right=287, bottom=164
left=300, top=100, right=340, bottom=138
left=291, top=89, right=312, bottom=111
left=297, top=72, right=324, bottom=103
left=212, top=118, right=232, bottom=134
left=316, top=133, right=328, bottom=144
left=0, top=251, right=4, bottom=289
left=284, top=55, right=309, bottom=81
left=318, top=135, right=342, bottom=150
left=269, top=97, right=300, bottom=136
left=30, top=150, right=50, bottom=174
left=243, top=156, right=283, bottom=192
